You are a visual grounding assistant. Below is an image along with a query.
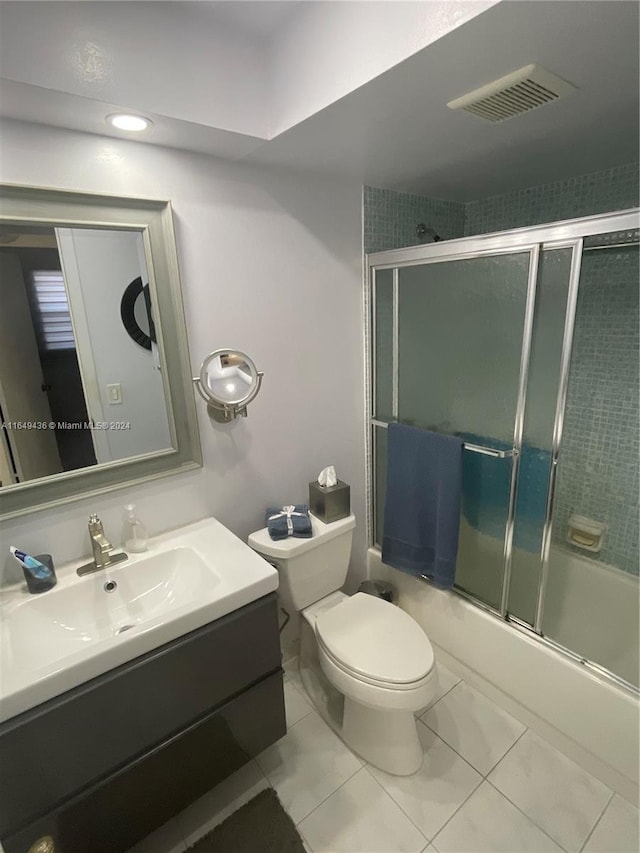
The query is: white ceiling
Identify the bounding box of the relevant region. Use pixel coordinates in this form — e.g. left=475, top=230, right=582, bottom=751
left=0, top=79, right=267, bottom=161
left=0, top=1, right=637, bottom=200
left=202, top=1, right=302, bottom=38
left=247, top=1, right=640, bottom=199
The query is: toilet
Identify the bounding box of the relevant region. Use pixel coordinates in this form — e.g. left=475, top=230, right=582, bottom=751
left=248, top=513, right=438, bottom=775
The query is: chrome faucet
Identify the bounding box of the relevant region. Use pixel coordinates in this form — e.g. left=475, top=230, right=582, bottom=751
left=89, top=514, right=112, bottom=567
left=77, top=514, right=128, bottom=576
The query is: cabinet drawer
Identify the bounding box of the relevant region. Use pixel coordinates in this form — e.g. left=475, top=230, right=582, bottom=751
left=4, top=671, right=285, bottom=853
left=0, top=593, right=281, bottom=838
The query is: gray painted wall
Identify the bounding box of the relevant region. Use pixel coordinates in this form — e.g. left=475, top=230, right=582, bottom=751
left=0, top=119, right=367, bottom=596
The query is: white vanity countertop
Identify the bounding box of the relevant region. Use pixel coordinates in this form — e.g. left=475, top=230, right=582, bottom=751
left=0, top=517, right=278, bottom=723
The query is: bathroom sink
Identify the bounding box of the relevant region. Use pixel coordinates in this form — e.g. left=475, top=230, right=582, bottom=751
left=0, top=518, right=278, bottom=722
left=6, top=547, right=216, bottom=671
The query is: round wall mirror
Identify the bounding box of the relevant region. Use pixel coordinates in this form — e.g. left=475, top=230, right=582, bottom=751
left=193, top=349, right=263, bottom=422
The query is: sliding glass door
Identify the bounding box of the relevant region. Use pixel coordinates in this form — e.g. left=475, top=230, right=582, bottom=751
left=507, top=248, right=574, bottom=625
left=369, top=208, right=639, bottom=690
left=373, top=248, right=539, bottom=611
left=540, top=236, right=639, bottom=686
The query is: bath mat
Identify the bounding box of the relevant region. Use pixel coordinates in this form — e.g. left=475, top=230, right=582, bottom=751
left=185, top=787, right=306, bottom=853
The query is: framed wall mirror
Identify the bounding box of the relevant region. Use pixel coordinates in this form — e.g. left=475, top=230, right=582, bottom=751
left=0, top=184, right=201, bottom=519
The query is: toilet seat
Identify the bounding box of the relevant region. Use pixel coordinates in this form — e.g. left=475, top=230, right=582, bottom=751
left=315, top=593, right=434, bottom=688
left=317, top=636, right=434, bottom=691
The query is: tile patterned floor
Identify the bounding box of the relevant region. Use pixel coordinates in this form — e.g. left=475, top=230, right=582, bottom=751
left=129, top=663, right=639, bottom=853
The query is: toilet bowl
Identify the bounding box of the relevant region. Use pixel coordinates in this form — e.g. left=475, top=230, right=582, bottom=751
left=248, top=514, right=437, bottom=775
left=307, top=591, right=437, bottom=774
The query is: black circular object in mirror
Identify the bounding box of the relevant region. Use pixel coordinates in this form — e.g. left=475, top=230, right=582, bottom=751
left=120, top=276, right=156, bottom=351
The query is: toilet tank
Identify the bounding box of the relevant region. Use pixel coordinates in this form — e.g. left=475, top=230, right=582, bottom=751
left=248, top=514, right=355, bottom=610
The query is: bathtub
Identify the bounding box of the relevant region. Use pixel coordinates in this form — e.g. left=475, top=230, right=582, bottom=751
left=542, top=547, right=639, bottom=687
left=368, top=546, right=639, bottom=804
left=454, top=519, right=639, bottom=687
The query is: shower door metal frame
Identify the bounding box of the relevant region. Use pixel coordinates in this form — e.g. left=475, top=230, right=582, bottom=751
left=370, top=241, right=542, bottom=621
left=366, top=206, right=640, bottom=692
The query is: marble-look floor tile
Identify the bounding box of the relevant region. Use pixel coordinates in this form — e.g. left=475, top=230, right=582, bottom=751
left=177, top=760, right=269, bottom=847
left=256, top=710, right=361, bottom=823
left=369, top=722, right=481, bottom=840
left=432, top=781, right=563, bottom=852
left=488, top=729, right=612, bottom=852
left=298, top=767, right=427, bottom=852
left=284, top=677, right=313, bottom=728
left=284, top=662, right=306, bottom=694
left=418, top=662, right=461, bottom=715
left=284, top=657, right=301, bottom=678
left=422, top=682, right=525, bottom=775
left=126, top=817, right=186, bottom=853
left=582, top=793, right=639, bottom=853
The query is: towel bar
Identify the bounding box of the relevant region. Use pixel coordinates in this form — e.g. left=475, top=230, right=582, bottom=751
left=370, top=420, right=516, bottom=459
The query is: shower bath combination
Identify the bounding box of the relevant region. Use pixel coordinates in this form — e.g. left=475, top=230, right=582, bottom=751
left=368, top=207, right=639, bottom=693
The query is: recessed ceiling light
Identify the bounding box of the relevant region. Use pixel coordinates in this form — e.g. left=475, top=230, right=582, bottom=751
left=106, top=113, right=153, bottom=132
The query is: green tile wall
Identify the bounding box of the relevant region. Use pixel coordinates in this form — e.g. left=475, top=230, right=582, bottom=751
left=463, top=163, right=639, bottom=576
left=464, top=162, right=639, bottom=236
left=552, top=246, right=639, bottom=574
left=363, top=186, right=465, bottom=254
left=364, top=163, right=639, bottom=253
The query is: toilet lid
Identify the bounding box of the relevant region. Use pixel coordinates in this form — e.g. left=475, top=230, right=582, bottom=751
left=315, top=593, right=434, bottom=685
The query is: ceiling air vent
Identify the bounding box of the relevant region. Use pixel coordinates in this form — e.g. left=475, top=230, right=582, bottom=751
left=447, top=64, right=576, bottom=123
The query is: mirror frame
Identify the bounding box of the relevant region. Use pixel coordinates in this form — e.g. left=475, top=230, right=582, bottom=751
left=0, top=183, right=202, bottom=520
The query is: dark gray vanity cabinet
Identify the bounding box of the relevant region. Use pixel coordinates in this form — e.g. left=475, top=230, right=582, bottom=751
left=0, top=593, right=286, bottom=853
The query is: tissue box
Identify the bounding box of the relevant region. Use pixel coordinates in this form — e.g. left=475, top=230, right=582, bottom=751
left=309, top=479, right=350, bottom=523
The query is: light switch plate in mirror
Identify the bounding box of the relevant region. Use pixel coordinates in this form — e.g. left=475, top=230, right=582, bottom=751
left=0, top=183, right=202, bottom=520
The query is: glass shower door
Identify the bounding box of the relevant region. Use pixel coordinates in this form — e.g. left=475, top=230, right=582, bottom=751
left=507, top=248, right=574, bottom=625
left=372, top=250, right=537, bottom=610
left=370, top=210, right=639, bottom=690
left=398, top=253, right=534, bottom=608
left=541, top=239, right=639, bottom=685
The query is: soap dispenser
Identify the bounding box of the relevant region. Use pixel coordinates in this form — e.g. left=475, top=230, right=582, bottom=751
left=121, top=504, right=148, bottom=553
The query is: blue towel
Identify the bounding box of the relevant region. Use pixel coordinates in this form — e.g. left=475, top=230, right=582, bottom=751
left=382, top=424, right=463, bottom=590
left=266, top=505, right=312, bottom=540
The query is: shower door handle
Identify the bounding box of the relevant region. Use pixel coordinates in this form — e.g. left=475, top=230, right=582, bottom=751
left=463, top=443, right=516, bottom=459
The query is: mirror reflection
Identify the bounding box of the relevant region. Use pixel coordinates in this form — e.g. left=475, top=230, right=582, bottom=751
left=202, top=352, right=257, bottom=405
left=0, top=224, right=172, bottom=488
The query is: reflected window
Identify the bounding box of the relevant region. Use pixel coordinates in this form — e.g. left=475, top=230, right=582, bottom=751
left=29, top=269, right=75, bottom=352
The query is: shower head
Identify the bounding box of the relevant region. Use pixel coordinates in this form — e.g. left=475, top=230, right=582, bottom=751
left=416, top=223, right=441, bottom=242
